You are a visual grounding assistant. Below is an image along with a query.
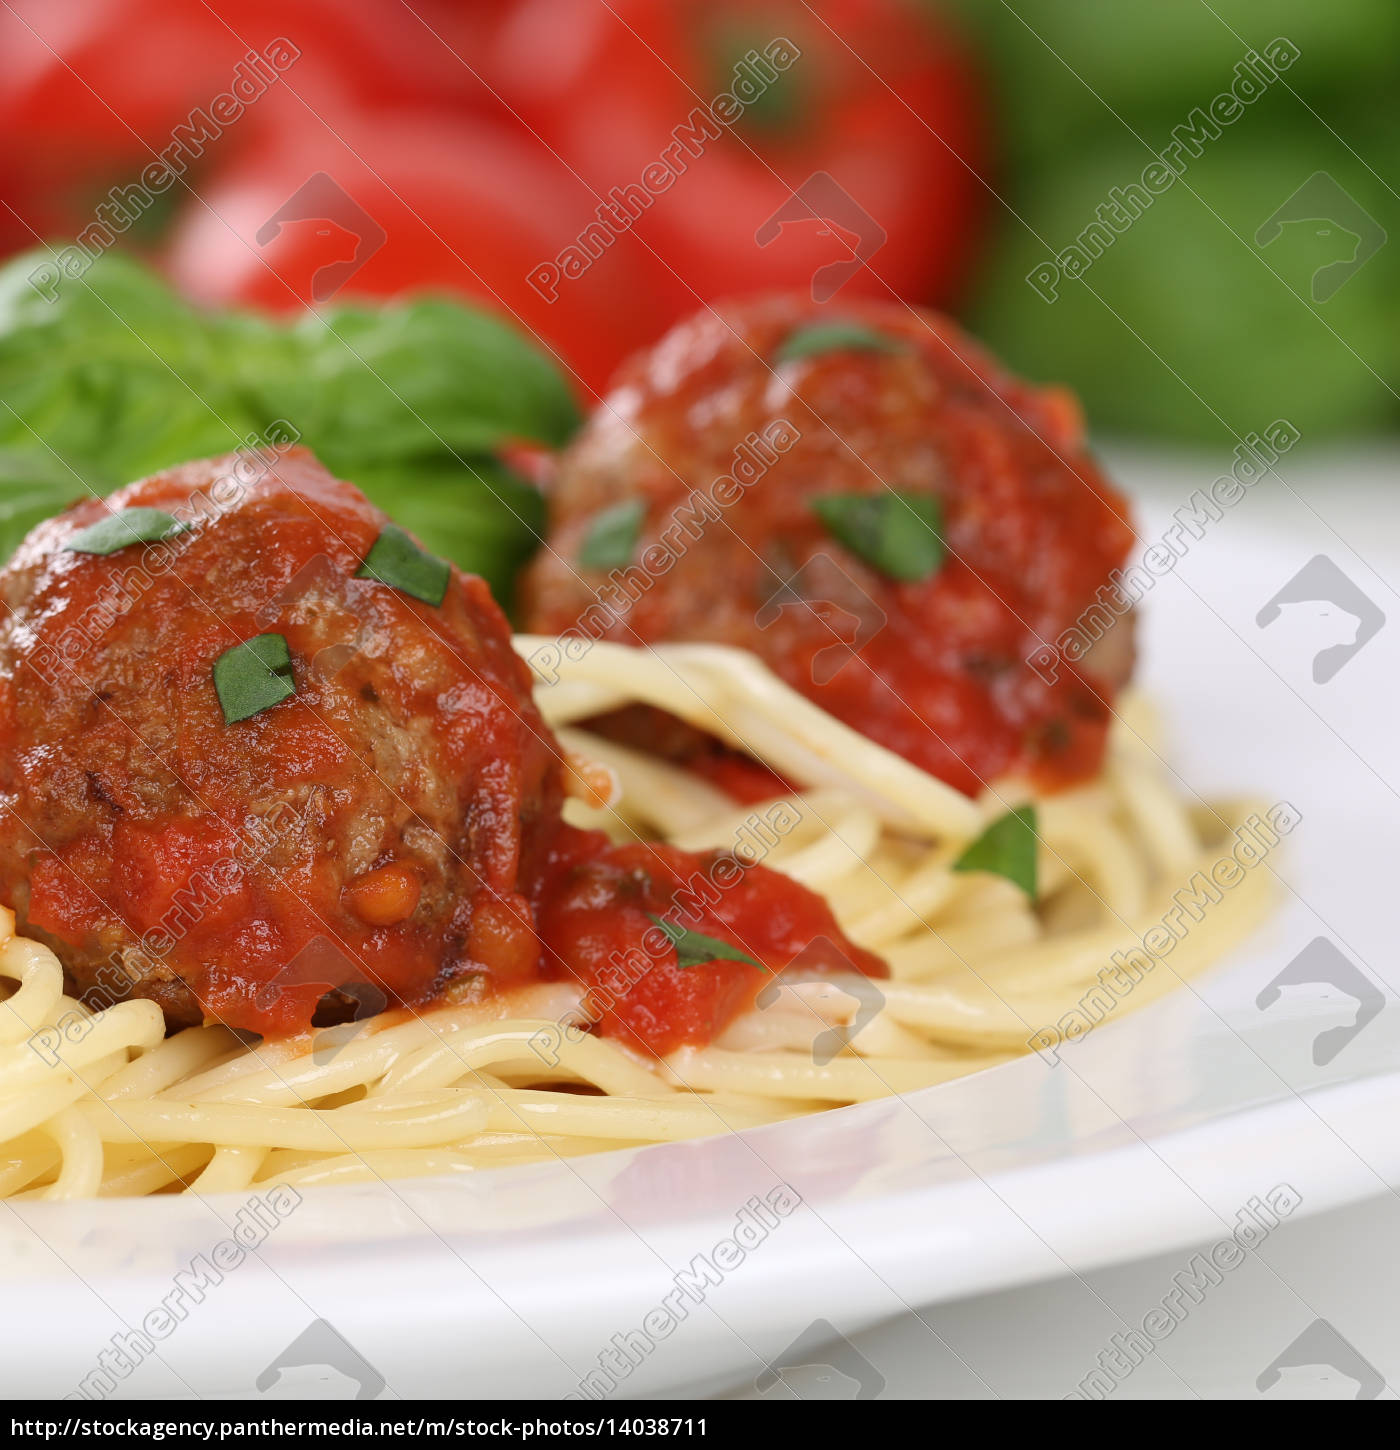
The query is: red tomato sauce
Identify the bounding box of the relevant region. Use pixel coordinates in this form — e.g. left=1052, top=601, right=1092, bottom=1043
left=522, top=297, right=1137, bottom=798
left=0, top=449, right=883, bottom=1056
left=533, top=834, right=885, bottom=1058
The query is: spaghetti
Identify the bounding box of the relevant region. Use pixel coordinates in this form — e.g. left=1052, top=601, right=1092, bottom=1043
left=0, top=639, right=1273, bottom=1199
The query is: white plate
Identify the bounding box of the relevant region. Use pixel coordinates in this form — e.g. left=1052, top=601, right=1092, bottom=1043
left=5, top=450, right=1398, bottom=1402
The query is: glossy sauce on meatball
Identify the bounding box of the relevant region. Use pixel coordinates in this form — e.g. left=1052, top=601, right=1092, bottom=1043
left=0, top=447, right=880, bottom=1053
left=522, top=297, right=1137, bottom=796
left=0, top=448, right=561, bottom=1034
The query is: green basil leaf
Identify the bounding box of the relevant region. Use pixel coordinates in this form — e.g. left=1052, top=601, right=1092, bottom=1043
left=579, top=498, right=645, bottom=571
left=349, top=457, right=545, bottom=612
left=776, top=323, right=906, bottom=364
left=66, top=507, right=190, bottom=556
left=214, top=634, right=296, bottom=725
left=0, top=449, right=85, bottom=568
left=812, top=490, right=945, bottom=582
left=286, top=298, right=581, bottom=462
left=356, top=524, right=451, bottom=606
left=953, top=805, right=1039, bottom=899
left=0, top=250, right=579, bottom=609
left=648, top=915, right=767, bottom=971
left=0, top=251, right=261, bottom=485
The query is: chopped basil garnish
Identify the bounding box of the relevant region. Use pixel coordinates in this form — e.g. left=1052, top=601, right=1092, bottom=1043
left=953, top=805, right=1039, bottom=899
left=579, top=498, right=645, bottom=571
left=776, top=323, right=905, bottom=364
left=214, top=634, right=296, bottom=725
left=66, top=507, right=190, bottom=556
left=356, top=524, right=450, bottom=606
left=812, top=490, right=944, bottom=582
left=648, top=915, right=767, bottom=971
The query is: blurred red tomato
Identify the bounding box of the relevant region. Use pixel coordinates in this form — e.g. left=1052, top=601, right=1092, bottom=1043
left=0, top=0, right=491, bottom=252
left=6, top=0, right=988, bottom=393
left=488, top=0, right=989, bottom=309
left=163, top=112, right=686, bottom=398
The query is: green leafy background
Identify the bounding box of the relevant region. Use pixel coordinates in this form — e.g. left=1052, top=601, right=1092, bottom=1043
left=947, top=0, right=1400, bottom=444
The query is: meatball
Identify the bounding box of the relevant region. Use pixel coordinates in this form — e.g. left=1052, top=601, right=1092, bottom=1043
left=0, top=447, right=562, bottom=1034
left=522, top=296, right=1137, bottom=796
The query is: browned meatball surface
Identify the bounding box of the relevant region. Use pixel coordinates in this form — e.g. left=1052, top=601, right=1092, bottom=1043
left=523, top=296, right=1137, bottom=796
left=0, top=447, right=562, bottom=1034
